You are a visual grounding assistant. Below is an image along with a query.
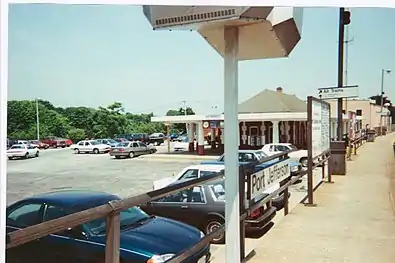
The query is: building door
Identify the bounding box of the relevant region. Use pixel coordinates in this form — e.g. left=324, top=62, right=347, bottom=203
left=249, top=126, right=259, bottom=146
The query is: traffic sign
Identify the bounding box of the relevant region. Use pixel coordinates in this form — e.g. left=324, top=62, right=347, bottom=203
left=318, top=85, right=358, bottom=99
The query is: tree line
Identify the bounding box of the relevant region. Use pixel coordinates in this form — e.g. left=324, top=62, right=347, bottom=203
left=7, top=99, right=195, bottom=142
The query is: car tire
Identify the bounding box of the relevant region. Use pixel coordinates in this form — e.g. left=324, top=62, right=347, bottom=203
left=35, top=151, right=39, bottom=157
left=205, top=217, right=225, bottom=244
left=93, top=148, right=99, bottom=154
left=8, top=157, right=13, bottom=160
left=150, top=149, right=155, bottom=154
left=24, top=153, right=29, bottom=159
left=300, top=157, right=308, bottom=167
left=115, top=156, right=121, bottom=159
left=129, top=151, right=134, bottom=158
left=74, top=148, right=80, bottom=154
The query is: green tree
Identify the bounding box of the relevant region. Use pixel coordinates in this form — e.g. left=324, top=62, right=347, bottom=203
left=165, top=107, right=195, bottom=133
left=67, top=128, right=86, bottom=143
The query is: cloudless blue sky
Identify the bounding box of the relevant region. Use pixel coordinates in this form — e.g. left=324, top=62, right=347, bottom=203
left=8, top=5, right=395, bottom=115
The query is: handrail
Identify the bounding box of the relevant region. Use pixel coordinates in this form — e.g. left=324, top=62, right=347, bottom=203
left=6, top=148, right=329, bottom=263
left=7, top=172, right=223, bottom=249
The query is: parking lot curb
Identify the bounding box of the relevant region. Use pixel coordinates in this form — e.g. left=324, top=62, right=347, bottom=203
left=139, top=154, right=219, bottom=161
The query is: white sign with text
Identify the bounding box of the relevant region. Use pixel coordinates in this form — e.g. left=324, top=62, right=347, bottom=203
left=318, top=86, right=358, bottom=99
left=250, top=159, right=290, bottom=200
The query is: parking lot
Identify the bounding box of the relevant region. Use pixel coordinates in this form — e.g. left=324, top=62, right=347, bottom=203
left=6, top=145, right=201, bottom=205
left=6, top=145, right=323, bottom=259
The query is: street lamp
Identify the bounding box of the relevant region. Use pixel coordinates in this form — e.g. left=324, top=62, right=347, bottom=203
left=35, top=98, right=40, bottom=140
left=380, top=69, right=391, bottom=136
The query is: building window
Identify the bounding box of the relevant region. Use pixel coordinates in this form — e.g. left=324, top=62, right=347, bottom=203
left=356, top=109, right=362, bottom=116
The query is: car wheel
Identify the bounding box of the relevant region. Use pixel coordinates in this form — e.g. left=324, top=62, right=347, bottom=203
left=300, top=157, right=308, bottom=167
left=35, top=151, right=39, bottom=157
left=129, top=151, right=135, bottom=158
left=205, top=217, right=225, bottom=244
left=93, top=148, right=99, bottom=154
left=8, top=157, right=13, bottom=160
left=24, top=153, right=29, bottom=159
left=115, top=156, right=121, bottom=159
left=74, top=148, right=80, bottom=154
left=150, top=149, right=155, bottom=154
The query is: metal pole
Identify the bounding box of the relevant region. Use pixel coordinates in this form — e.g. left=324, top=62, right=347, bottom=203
left=183, top=100, right=188, bottom=134
left=337, top=7, right=345, bottom=141
left=36, top=98, right=40, bottom=140
left=380, top=69, right=384, bottom=136
left=0, top=3, right=9, bottom=263
left=344, top=16, right=349, bottom=112
left=224, top=26, right=240, bottom=263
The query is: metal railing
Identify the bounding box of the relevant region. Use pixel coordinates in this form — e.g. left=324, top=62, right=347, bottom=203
left=6, top=149, right=332, bottom=263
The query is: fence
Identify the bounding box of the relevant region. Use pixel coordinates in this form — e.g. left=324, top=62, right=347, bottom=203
left=7, top=104, right=334, bottom=263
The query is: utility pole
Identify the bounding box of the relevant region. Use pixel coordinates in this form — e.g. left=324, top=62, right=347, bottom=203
left=344, top=8, right=354, bottom=111
left=35, top=98, right=40, bottom=140
left=380, top=69, right=391, bottom=135
left=182, top=100, right=188, bottom=133
left=337, top=7, right=345, bottom=141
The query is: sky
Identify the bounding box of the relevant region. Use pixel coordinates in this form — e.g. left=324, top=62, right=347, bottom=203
left=7, top=5, right=395, bottom=115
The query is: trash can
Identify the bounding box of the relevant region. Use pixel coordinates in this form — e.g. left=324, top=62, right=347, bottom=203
left=367, top=130, right=376, bottom=142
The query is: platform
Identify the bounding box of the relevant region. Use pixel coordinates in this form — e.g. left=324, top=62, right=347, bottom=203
left=212, top=133, right=395, bottom=263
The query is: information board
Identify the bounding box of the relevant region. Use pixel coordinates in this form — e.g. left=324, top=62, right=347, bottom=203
left=311, top=99, right=330, bottom=158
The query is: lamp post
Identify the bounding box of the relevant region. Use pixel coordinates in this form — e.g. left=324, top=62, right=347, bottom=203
left=35, top=98, right=40, bottom=140
left=380, top=69, right=391, bottom=136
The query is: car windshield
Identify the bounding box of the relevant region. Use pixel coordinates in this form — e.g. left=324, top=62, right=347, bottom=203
left=181, top=137, right=188, bottom=142
left=208, top=181, right=225, bottom=201
left=200, top=170, right=220, bottom=177
left=107, top=139, right=117, bottom=144
left=254, top=151, right=268, bottom=160
left=10, top=145, right=24, bottom=149
left=288, top=145, right=298, bottom=150
left=85, top=207, right=149, bottom=235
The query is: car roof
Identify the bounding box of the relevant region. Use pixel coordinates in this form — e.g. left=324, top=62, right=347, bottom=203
left=20, top=190, right=120, bottom=210
left=184, top=164, right=225, bottom=171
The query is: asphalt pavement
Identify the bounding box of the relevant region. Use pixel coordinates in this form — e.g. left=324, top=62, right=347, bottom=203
left=6, top=146, right=199, bottom=205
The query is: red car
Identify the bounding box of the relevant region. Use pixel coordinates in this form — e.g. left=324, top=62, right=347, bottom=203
left=29, top=140, right=49, bottom=149
left=41, top=136, right=72, bottom=148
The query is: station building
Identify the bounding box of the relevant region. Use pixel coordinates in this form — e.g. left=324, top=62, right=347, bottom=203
left=152, top=87, right=310, bottom=155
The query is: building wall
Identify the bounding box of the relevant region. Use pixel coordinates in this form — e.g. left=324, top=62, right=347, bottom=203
left=326, top=99, right=383, bottom=128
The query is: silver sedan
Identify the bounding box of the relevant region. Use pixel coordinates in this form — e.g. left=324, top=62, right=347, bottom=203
left=109, top=141, right=157, bottom=159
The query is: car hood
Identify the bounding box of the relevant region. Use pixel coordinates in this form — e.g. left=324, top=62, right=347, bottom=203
left=92, top=216, right=202, bottom=256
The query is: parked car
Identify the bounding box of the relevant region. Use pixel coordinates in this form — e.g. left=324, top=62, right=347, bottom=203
left=173, top=136, right=192, bottom=151
left=7, top=139, right=18, bottom=149
left=152, top=164, right=289, bottom=211
left=113, top=138, right=130, bottom=143
left=149, top=133, right=166, bottom=146
left=95, top=139, right=119, bottom=147
left=175, top=135, right=188, bottom=142
left=142, top=178, right=276, bottom=244
left=109, top=141, right=157, bottom=159
left=42, top=136, right=67, bottom=148
left=70, top=140, right=111, bottom=154
left=16, top=140, right=40, bottom=149
left=261, top=143, right=308, bottom=167
left=29, top=140, right=49, bottom=149
left=200, top=150, right=302, bottom=177
left=131, top=133, right=150, bottom=144
left=7, top=144, right=39, bottom=160
left=6, top=190, right=210, bottom=263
